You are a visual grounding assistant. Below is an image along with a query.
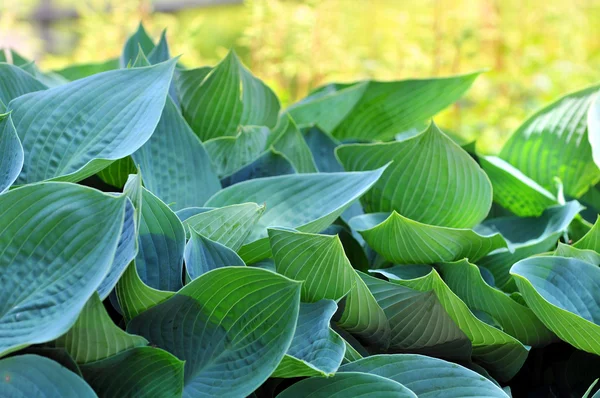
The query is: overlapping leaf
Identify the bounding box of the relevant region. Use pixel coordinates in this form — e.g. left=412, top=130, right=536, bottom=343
left=184, top=229, right=245, bottom=281
left=0, top=113, right=22, bottom=193
left=0, top=63, right=47, bottom=105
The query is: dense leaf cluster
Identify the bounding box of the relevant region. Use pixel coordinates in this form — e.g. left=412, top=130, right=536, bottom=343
left=1, top=24, right=600, bottom=397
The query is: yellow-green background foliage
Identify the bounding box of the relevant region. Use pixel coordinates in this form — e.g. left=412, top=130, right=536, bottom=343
left=1, top=0, right=599, bottom=152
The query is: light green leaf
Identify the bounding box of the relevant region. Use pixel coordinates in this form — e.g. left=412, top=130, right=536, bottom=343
left=273, top=300, right=345, bottom=378
left=278, top=372, right=417, bottom=398
left=132, top=97, right=221, bottom=210
left=54, top=58, right=119, bottom=81
left=96, top=157, right=136, bottom=189
left=136, top=188, right=185, bottom=291
left=0, top=63, right=47, bottom=105
left=337, top=122, right=492, bottom=228
left=184, top=228, right=245, bottom=281
left=269, top=228, right=356, bottom=302
left=270, top=114, right=318, bottom=173
left=574, top=217, right=600, bottom=252
left=589, top=95, right=600, bottom=169
left=500, top=85, right=600, bottom=198
left=183, top=203, right=265, bottom=251
left=554, top=242, right=600, bottom=264
left=80, top=347, right=184, bottom=398
left=127, top=267, right=301, bottom=398
left=177, top=51, right=279, bottom=141
left=511, top=256, right=600, bottom=355
left=51, top=293, right=147, bottom=363
left=0, top=113, right=22, bottom=193
left=386, top=268, right=528, bottom=381
left=0, top=354, right=96, bottom=397
left=438, top=259, right=556, bottom=347
left=361, top=271, right=472, bottom=359
left=288, top=72, right=480, bottom=141
left=479, top=155, right=558, bottom=217
left=340, top=354, right=509, bottom=398
left=204, top=126, right=270, bottom=178
left=206, top=166, right=387, bottom=263
left=121, top=22, right=155, bottom=67
left=350, top=211, right=506, bottom=265
left=0, top=182, right=127, bottom=356
left=476, top=201, right=583, bottom=289
left=8, top=59, right=177, bottom=184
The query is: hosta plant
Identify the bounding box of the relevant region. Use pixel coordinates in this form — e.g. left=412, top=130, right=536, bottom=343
left=1, top=23, right=600, bottom=397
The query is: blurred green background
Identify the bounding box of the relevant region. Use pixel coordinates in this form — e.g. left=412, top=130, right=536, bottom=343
left=1, top=0, right=599, bottom=152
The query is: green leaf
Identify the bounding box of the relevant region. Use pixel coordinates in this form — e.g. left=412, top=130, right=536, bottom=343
left=589, top=95, right=600, bottom=169
left=350, top=211, right=506, bottom=265
left=476, top=201, right=583, bottom=289
left=121, top=23, right=155, bottom=67
left=177, top=51, right=279, bottom=141
left=574, top=217, right=600, bottom=252
left=339, top=354, right=509, bottom=397
left=438, top=259, right=556, bottom=347
left=268, top=228, right=356, bottom=302
left=287, top=72, right=480, bottom=141
left=206, top=166, right=387, bottom=263
left=80, top=347, right=184, bottom=398
left=183, top=203, right=265, bottom=251
left=136, top=188, right=185, bottom=291
left=54, top=58, right=119, bottom=81
left=0, top=113, right=22, bottom=193
left=8, top=59, right=177, bottom=184
left=511, top=256, right=600, bottom=355
left=0, top=354, right=96, bottom=397
left=127, top=267, right=301, bottom=397
left=554, top=242, right=600, bottom=264
left=385, top=268, right=528, bottom=381
left=273, top=300, right=345, bottom=378
left=0, top=63, right=47, bottom=105
left=270, top=115, right=318, bottom=173
left=0, top=182, right=128, bottom=356
left=204, top=126, right=270, bottom=178
left=278, top=371, right=417, bottom=398
left=479, top=155, right=558, bottom=217
left=337, top=122, right=492, bottom=228
left=50, top=293, right=147, bottom=363
left=361, top=271, right=472, bottom=359
left=184, top=228, right=245, bottom=281
left=96, top=157, right=136, bottom=188
left=220, top=149, right=295, bottom=188
left=500, top=85, right=600, bottom=198
left=132, top=97, right=221, bottom=210
left=147, top=30, right=170, bottom=64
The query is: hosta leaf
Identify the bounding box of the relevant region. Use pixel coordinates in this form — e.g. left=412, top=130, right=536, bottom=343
left=270, top=115, right=317, bottom=173
left=337, top=122, right=492, bottom=228
left=476, top=201, right=583, bottom=289
left=268, top=228, right=356, bottom=302
left=511, top=256, right=600, bottom=355
left=302, top=125, right=344, bottom=173
left=361, top=271, right=472, bottom=359
left=0, top=63, right=47, bottom=105
left=136, top=188, right=185, bottom=291
left=127, top=267, right=301, bottom=398
left=350, top=212, right=506, bottom=265
left=500, top=85, right=600, bottom=198
left=479, top=155, right=557, bottom=217
left=206, top=166, right=387, bottom=263
left=204, top=126, right=270, bottom=178
left=574, top=217, right=600, bottom=252
left=147, top=30, right=170, bottom=65
left=184, top=229, right=245, bottom=281
left=273, top=300, right=345, bottom=378
left=385, top=268, right=528, bottom=381
left=0, top=113, right=22, bottom=193
left=116, top=262, right=174, bottom=321
left=121, top=23, right=155, bottom=67
left=132, top=97, right=221, bottom=209
left=0, top=183, right=127, bottom=356
left=279, top=372, right=417, bottom=397
left=554, top=242, right=600, bottom=265
left=96, top=157, right=136, bottom=189
left=176, top=207, right=214, bottom=222
left=8, top=59, right=176, bottom=184
left=51, top=293, right=147, bottom=363
left=80, top=347, right=184, bottom=398
left=340, top=354, right=509, bottom=397
left=220, top=149, right=295, bottom=188
left=0, top=354, right=96, bottom=397
left=177, top=51, right=279, bottom=141
left=589, top=95, right=600, bottom=169
left=55, top=58, right=119, bottom=81
left=288, top=72, right=480, bottom=141
left=438, top=260, right=555, bottom=347
left=183, top=203, right=265, bottom=251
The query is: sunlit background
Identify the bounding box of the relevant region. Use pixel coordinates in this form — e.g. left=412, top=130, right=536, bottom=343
left=1, top=0, right=599, bottom=152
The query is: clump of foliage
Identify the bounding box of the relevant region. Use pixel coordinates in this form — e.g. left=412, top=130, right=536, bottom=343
left=1, top=24, right=600, bottom=397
